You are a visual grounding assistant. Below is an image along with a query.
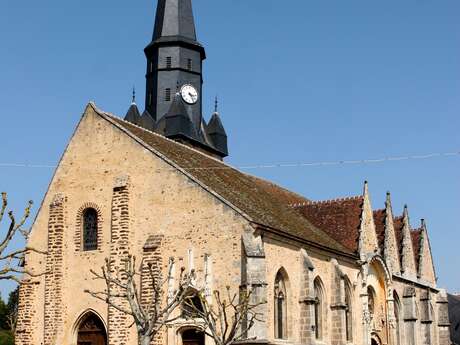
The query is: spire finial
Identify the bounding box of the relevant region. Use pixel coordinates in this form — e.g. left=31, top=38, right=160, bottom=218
left=214, top=95, right=219, bottom=113
left=132, top=86, right=136, bottom=104
left=385, top=191, right=392, bottom=207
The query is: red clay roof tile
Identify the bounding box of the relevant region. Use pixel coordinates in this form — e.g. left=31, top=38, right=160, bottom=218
left=373, top=209, right=386, bottom=253
left=293, top=197, right=364, bottom=253
left=411, top=229, right=422, bottom=272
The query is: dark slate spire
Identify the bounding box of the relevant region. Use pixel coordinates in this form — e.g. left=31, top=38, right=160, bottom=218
left=144, top=0, right=205, bottom=126
left=124, top=90, right=142, bottom=125
left=152, top=0, right=197, bottom=41
left=206, top=98, right=228, bottom=156
left=142, top=0, right=227, bottom=159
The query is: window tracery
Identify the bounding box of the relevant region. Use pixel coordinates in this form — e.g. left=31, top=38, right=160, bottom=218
left=314, top=277, right=325, bottom=340
left=274, top=270, right=288, bottom=339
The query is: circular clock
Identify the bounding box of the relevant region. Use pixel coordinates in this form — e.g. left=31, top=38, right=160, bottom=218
left=180, top=84, right=198, bottom=105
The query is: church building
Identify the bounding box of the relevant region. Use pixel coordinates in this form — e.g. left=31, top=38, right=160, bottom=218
left=16, top=1, right=451, bottom=345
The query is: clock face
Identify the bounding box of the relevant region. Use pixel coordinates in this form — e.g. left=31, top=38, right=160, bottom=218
left=180, top=84, right=198, bottom=105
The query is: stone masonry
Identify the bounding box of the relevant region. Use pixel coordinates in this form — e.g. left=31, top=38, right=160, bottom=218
left=44, top=193, right=67, bottom=345
left=108, top=177, right=131, bottom=345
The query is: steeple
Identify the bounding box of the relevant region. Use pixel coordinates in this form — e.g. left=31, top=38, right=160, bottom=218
left=142, top=0, right=228, bottom=159
left=145, top=0, right=206, bottom=124
left=152, top=0, right=198, bottom=42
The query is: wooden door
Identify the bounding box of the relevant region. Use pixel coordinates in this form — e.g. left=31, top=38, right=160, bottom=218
left=77, top=313, right=107, bottom=345
left=182, top=329, right=204, bottom=345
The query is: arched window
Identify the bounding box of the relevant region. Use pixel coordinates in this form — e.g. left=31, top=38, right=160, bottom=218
left=345, top=280, right=353, bottom=342
left=393, top=291, right=402, bottom=345
left=314, top=277, right=325, bottom=340
left=83, top=208, right=98, bottom=251
left=367, top=286, right=376, bottom=318
left=274, top=270, right=288, bottom=339
left=182, top=292, right=204, bottom=319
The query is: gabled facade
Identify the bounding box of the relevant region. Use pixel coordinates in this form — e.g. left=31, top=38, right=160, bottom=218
left=15, top=1, right=451, bottom=345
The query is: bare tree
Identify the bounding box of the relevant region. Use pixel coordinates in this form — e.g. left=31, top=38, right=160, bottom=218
left=183, top=286, right=266, bottom=345
left=85, top=255, right=194, bottom=345
left=7, top=287, right=19, bottom=334
left=0, top=192, right=44, bottom=283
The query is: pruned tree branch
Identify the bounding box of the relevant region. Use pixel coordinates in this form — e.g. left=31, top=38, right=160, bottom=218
left=0, top=192, right=45, bottom=282
left=183, top=286, right=266, bottom=345
left=86, top=255, right=195, bottom=345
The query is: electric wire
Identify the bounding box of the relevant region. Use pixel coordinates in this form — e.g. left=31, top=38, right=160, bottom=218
left=0, top=150, right=458, bottom=171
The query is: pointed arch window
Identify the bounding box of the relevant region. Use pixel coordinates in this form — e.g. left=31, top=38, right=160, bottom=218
left=345, top=280, right=353, bottom=342
left=83, top=208, right=98, bottom=251
left=274, top=270, right=288, bottom=339
left=367, top=286, right=376, bottom=318
left=182, top=289, right=204, bottom=319
left=314, top=277, right=325, bottom=340
left=394, top=291, right=402, bottom=345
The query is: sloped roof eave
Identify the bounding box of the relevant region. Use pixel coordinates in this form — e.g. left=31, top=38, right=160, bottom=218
left=94, top=104, right=255, bottom=224
left=91, top=104, right=352, bottom=255
left=252, top=222, right=358, bottom=259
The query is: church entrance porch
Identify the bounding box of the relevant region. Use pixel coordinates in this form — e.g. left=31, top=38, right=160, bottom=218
left=181, top=329, right=205, bottom=345
left=76, top=312, right=107, bottom=345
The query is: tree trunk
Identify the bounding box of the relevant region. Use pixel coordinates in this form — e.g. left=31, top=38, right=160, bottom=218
left=139, top=334, right=152, bottom=345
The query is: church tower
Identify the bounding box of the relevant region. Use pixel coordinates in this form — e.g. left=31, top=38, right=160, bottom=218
left=144, top=0, right=204, bottom=124
left=129, top=0, right=228, bottom=159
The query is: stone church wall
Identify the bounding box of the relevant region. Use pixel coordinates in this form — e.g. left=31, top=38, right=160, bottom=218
left=262, top=234, right=364, bottom=345
left=17, top=108, right=247, bottom=345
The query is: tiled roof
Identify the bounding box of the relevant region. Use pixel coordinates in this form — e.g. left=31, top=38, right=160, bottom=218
left=373, top=209, right=386, bottom=253
left=97, top=108, right=354, bottom=255
left=292, top=197, right=364, bottom=253
left=393, top=216, right=404, bottom=252
left=411, top=229, right=422, bottom=271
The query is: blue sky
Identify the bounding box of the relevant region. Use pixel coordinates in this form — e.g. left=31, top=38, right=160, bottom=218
left=0, top=0, right=459, bottom=298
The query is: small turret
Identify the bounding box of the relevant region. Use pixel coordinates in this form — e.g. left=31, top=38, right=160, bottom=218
left=124, top=88, right=142, bottom=125
left=206, top=97, right=228, bottom=157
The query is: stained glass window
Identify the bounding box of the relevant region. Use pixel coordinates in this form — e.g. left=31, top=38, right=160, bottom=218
left=83, top=208, right=98, bottom=251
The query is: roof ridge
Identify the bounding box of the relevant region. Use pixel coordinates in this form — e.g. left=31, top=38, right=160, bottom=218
left=290, top=195, right=363, bottom=208
left=91, top=103, right=309, bottom=204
